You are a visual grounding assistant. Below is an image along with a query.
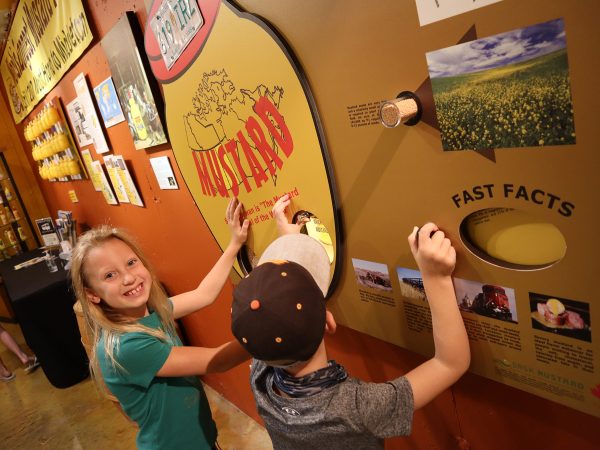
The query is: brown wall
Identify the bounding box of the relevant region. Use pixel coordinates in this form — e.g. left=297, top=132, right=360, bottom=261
left=1, top=1, right=598, bottom=449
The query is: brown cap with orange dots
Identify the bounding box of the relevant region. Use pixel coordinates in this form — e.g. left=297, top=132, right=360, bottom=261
left=231, top=234, right=330, bottom=363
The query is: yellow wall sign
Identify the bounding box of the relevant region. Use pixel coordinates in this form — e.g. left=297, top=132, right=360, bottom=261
left=0, top=0, right=93, bottom=123
left=145, top=0, right=342, bottom=288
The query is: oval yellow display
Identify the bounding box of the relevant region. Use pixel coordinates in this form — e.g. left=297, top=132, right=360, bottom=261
left=462, top=208, right=567, bottom=268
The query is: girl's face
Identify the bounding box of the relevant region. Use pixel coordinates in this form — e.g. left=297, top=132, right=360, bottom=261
left=83, top=238, right=152, bottom=319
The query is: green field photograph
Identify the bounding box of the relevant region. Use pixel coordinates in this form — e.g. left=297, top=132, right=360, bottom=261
left=426, top=18, right=576, bottom=151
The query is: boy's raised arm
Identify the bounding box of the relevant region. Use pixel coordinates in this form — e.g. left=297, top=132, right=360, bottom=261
left=404, top=223, right=471, bottom=410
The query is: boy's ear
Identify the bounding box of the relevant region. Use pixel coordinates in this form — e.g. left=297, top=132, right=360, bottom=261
left=325, top=310, right=337, bottom=335
left=84, top=287, right=101, bottom=304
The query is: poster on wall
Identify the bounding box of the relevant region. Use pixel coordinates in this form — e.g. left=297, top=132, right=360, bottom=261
left=144, top=3, right=342, bottom=285
left=114, top=155, right=144, bottom=207
left=101, top=13, right=168, bottom=150
left=91, top=160, right=118, bottom=205
left=0, top=0, right=93, bottom=123
left=80, top=150, right=102, bottom=191
left=415, top=0, right=503, bottom=26
left=66, top=98, right=94, bottom=147
left=73, top=73, right=110, bottom=154
left=93, top=77, right=126, bottom=128
left=103, top=155, right=130, bottom=203
left=426, top=18, right=576, bottom=151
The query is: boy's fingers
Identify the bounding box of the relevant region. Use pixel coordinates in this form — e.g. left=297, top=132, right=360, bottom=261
left=408, top=226, right=418, bottom=250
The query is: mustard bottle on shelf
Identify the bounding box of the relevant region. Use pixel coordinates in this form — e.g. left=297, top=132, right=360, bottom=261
left=4, top=186, right=12, bottom=200
left=5, top=229, right=17, bottom=245
left=17, top=225, right=26, bottom=241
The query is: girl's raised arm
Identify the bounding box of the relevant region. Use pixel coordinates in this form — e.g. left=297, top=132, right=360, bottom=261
left=156, top=341, right=250, bottom=377
left=171, top=198, right=249, bottom=319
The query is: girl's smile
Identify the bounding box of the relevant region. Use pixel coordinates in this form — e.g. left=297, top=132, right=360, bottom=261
left=83, top=238, right=152, bottom=319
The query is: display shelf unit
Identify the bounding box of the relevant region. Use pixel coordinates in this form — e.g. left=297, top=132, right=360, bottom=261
left=24, top=97, right=87, bottom=182
left=0, top=152, right=40, bottom=259
left=0, top=151, right=41, bottom=320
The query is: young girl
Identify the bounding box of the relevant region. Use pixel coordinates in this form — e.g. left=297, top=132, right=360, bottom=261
left=70, top=198, right=250, bottom=450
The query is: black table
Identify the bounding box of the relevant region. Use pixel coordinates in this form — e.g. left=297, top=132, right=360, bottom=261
left=0, top=249, right=88, bottom=388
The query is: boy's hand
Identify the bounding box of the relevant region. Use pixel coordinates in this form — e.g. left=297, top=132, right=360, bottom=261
left=226, top=197, right=250, bottom=249
left=272, top=194, right=308, bottom=236
left=408, top=223, right=456, bottom=278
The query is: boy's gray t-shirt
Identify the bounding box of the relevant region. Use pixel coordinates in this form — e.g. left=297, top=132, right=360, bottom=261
left=250, top=359, right=414, bottom=450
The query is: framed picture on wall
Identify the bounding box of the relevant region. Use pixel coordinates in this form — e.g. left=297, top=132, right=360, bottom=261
left=101, top=12, right=168, bottom=150
left=93, top=77, right=126, bottom=128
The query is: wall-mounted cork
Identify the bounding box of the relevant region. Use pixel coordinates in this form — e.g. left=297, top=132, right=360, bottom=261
left=380, top=91, right=423, bottom=127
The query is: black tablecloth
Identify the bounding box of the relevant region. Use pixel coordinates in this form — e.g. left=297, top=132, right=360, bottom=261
left=0, top=249, right=88, bottom=388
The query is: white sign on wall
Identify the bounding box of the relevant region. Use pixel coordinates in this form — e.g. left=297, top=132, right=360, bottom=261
left=415, top=0, right=503, bottom=26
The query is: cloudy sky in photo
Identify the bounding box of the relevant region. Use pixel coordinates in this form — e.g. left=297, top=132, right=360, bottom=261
left=426, top=18, right=566, bottom=78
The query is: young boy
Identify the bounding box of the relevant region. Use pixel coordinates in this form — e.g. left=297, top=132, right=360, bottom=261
left=231, top=200, right=470, bottom=449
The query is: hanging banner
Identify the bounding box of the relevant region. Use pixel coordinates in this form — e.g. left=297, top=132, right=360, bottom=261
left=0, top=0, right=93, bottom=123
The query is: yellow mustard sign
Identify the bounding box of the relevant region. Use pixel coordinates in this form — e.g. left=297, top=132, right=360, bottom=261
left=0, top=0, right=93, bottom=123
left=145, top=0, right=341, bottom=287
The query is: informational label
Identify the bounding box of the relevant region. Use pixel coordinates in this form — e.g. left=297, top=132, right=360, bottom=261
left=150, top=0, right=204, bottom=69
left=68, top=190, right=79, bottom=203
left=415, top=0, right=502, bottom=26
left=346, top=101, right=384, bottom=128
left=149, top=155, right=179, bottom=189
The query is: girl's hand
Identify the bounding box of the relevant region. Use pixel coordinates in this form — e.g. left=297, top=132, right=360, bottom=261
left=273, top=194, right=308, bottom=236
left=408, top=223, right=456, bottom=279
left=226, top=198, right=250, bottom=250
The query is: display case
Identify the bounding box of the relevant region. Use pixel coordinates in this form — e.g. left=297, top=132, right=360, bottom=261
left=0, top=151, right=40, bottom=320
left=23, top=97, right=87, bottom=182
left=0, top=152, right=40, bottom=258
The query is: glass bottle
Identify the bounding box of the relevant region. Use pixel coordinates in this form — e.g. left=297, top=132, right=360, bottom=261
left=5, top=229, right=17, bottom=245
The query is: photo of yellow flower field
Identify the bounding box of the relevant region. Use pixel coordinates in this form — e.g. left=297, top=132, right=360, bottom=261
left=426, top=18, right=575, bottom=151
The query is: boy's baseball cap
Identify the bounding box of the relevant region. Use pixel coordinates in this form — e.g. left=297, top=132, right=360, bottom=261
left=231, top=234, right=330, bottom=362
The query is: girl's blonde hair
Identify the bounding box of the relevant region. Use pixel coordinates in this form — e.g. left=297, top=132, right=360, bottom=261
left=70, top=226, right=176, bottom=394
